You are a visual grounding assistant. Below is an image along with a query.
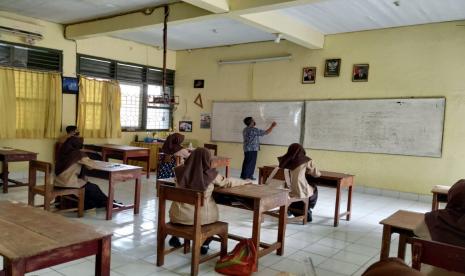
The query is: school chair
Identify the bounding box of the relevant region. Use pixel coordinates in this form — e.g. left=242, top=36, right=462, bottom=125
left=259, top=166, right=309, bottom=225
left=204, top=143, right=218, bottom=156
left=431, top=185, right=450, bottom=211
left=28, top=160, right=85, bottom=217
left=411, top=238, right=465, bottom=274
left=157, top=184, right=228, bottom=276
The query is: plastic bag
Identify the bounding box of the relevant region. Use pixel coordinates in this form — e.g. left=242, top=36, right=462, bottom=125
left=215, top=239, right=257, bottom=276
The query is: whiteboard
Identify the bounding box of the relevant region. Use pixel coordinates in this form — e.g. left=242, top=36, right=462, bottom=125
left=212, top=101, right=303, bottom=146
left=303, top=98, right=445, bottom=157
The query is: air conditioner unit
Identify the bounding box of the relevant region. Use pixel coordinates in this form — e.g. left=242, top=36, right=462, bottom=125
left=0, top=17, right=44, bottom=42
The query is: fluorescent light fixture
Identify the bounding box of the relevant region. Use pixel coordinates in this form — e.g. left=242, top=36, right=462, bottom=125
left=218, top=55, right=292, bottom=65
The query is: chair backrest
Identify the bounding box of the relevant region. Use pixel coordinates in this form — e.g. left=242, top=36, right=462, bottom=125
left=411, top=237, right=465, bottom=273
left=157, top=184, right=204, bottom=233
left=204, top=143, right=218, bottom=156
left=29, top=160, right=53, bottom=189
left=260, top=166, right=285, bottom=184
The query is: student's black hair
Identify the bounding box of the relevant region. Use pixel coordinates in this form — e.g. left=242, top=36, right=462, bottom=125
left=65, top=125, right=78, bottom=134
left=243, top=117, right=253, bottom=126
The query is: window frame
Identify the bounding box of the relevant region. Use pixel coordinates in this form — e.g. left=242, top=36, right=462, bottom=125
left=76, top=54, right=175, bottom=132
left=0, top=40, right=62, bottom=72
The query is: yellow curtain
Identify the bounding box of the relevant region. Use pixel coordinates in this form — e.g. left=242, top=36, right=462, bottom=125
left=0, top=68, right=16, bottom=138
left=14, top=70, right=62, bottom=138
left=77, top=77, right=121, bottom=138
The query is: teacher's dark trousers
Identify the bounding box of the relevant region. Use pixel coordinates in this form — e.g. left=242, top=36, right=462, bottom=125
left=240, top=151, right=257, bottom=179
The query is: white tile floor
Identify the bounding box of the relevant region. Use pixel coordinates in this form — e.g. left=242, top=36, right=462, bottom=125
left=0, top=169, right=431, bottom=276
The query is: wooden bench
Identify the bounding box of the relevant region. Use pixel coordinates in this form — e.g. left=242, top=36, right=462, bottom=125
left=431, top=185, right=449, bottom=211
left=411, top=238, right=465, bottom=274
left=0, top=201, right=111, bottom=276
left=259, top=166, right=354, bottom=227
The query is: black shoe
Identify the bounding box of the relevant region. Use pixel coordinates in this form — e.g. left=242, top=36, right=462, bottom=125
left=112, top=200, right=124, bottom=208
left=250, top=177, right=257, bottom=181
left=200, top=245, right=209, bottom=255
left=169, top=236, right=182, bottom=248
left=307, top=210, right=313, bottom=222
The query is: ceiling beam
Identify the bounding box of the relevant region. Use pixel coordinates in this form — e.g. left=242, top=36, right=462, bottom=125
left=237, top=10, right=324, bottom=49
left=229, top=0, right=327, bottom=15
left=65, top=2, right=212, bottom=39
left=182, top=0, right=230, bottom=13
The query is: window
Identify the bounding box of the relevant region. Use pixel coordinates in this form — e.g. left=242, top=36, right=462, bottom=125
left=77, top=54, right=175, bottom=131
left=0, top=41, right=62, bottom=72
left=120, top=83, right=143, bottom=129
left=146, top=85, right=171, bottom=130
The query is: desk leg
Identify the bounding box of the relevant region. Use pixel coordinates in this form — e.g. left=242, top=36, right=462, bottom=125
left=102, top=150, right=108, bottom=162
left=123, top=153, right=128, bottom=165
left=225, top=165, right=230, bottom=178
left=134, top=176, right=141, bottom=215
left=4, top=258, right=25, bottom=276
left=334, top=182, right=341, bottom=227
left=145, top=153, right=150, bottom=179
left=106, top=175, right=115, bottom=220
left=277, top=204, right=287, bottom=256
left=96, top=236, right=111, bottom=276
left=432, top=194, right=438, bottom=211
left=380, top=225, right=392, bottom=260
left=2, top=161, right=8, bottom=193
left=251, top=200, right=262, bottom=270
left=346, top=183, right=353, bottom=221
left=397, top=234, right=407, bottom=260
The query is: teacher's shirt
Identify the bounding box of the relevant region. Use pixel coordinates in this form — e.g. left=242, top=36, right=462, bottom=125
left=243, top=127, right=266, bottom=152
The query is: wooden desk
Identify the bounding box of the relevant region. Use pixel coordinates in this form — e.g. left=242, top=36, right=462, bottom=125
left=100, top=144, right=151, bottom=179
left=86, top=161, right=142, bottom=220
left=0, top=201, right=111, bottom=276
left=210, top=156, right=231, bottom=177
left=379, top=210, right=424, bottom=260
left=431, top=185, right=449, bottom=211
left=156, top=179, right=288, bottom=268
left=0, top=148, right=37, bottom=193
left=259, top=166, right=354, bottom=227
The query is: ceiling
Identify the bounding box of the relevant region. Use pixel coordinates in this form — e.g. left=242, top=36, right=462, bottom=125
left=0, top=0, right=177, bottom=24
left=112, top=17, right=276, bottom=50
left=280, top=0, right=465, bottom=34
left=0, top=0, right=464, bottom=50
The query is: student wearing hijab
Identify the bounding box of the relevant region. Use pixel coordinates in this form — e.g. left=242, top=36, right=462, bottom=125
left=413, top=179, right=465, bottom=275
left=168, top=148, right=248, bottom=254
left=277, top=143, right=321, bottom=222
left=54, top=136, right=108, bottom=210
left=157, top=133, right=190, bottom=179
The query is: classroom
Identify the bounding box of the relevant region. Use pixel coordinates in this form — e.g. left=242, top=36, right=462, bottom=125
left=0, top=0, right=464, bottom=275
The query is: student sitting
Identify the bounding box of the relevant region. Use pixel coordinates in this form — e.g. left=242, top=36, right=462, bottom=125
left=277, top=143, right=320, bottom=222
left=413, top=179, right=465, bottom=276
left=57, top=125, right=102, bottom=160
left=54, top=136, right=108, bottom=210
left=157, top=133, right=190, bottom=179
left=168, top=148, right=248, bottom=254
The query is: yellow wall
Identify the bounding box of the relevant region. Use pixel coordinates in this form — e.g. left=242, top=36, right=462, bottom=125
left=0, top=11, right=176, bottom=170
left=174, top=21, right=465, bottom=194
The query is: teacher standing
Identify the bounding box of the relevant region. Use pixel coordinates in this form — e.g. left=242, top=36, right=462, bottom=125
left=240, top=117, right=277, bottom=180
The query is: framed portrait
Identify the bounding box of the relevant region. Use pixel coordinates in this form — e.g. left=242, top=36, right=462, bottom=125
left=324, top=58, right=341, bottom=77
left=193, top=79, right=204, bottom=88
left=200, top=113, right=211, bottom=129
left=179, top=121, right=193, bottom=132
left=352, top=64, right=369, bottom=82
left=302, top=67, right=316, bottom=84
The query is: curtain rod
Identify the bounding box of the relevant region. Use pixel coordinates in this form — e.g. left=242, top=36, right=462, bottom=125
left=218, top=55, right=292, bottom=65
